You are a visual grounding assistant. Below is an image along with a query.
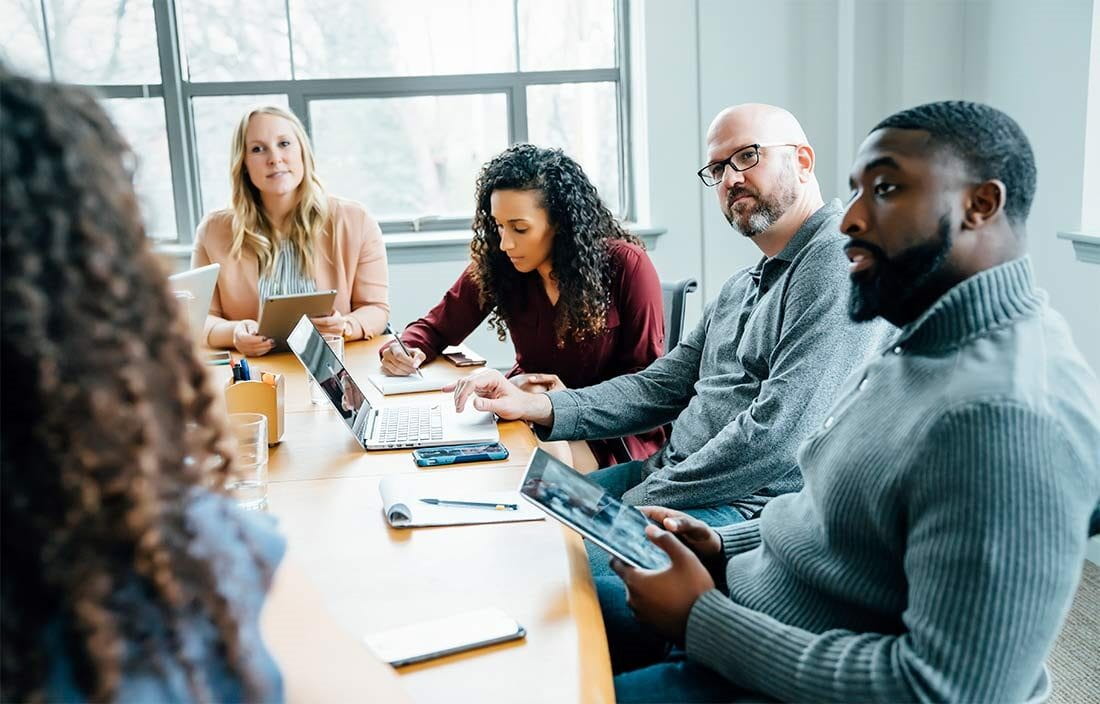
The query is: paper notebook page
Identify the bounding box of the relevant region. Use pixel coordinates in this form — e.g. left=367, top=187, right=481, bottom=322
left=411, top=492, right=544, bottom=527
left=367, top=373, right=446, bottom=396
left=379, top=477, right=543, bottom=528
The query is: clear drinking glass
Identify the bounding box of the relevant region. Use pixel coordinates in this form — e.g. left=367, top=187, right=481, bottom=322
left=309, top=333, right=345, bottom=405
left=226, top=412, right=268, bottom=511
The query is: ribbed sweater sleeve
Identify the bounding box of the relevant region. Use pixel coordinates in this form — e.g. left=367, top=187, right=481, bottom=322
left=686, top=401, right=1092, bottom=703
left=716, top=520, right=761, bottom=559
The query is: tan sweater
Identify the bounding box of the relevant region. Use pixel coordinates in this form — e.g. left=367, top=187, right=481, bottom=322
left=191, top=197, right=389, bottom=345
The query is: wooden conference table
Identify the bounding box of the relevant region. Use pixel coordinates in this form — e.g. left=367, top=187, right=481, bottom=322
left=241, top=338, right=614, bottom=704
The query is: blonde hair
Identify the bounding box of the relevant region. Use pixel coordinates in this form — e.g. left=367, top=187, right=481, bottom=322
left=228, top=105, right=329, bottom=277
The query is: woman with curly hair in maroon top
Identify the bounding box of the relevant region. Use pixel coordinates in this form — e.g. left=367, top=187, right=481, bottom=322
left=381, top=144, right=667, bottom=470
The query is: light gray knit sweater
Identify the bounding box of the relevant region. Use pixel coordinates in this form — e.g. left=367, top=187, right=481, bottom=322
left=686, top=257, right=1100, bottom=702
left=541, top=201, right=893, bottom=513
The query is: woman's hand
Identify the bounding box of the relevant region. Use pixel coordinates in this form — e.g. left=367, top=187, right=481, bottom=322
left=310, top=310, right=350, bottom=337
left=380, top=343, right=427, bottom=376
left=511, top=373, right=567, bottom=394
left=232, top=319, right=275, bottom=356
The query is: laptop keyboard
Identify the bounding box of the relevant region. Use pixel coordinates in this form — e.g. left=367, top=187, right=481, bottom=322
left=378, top=405, right=444, bottom=445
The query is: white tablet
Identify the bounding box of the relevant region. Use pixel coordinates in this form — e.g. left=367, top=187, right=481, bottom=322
left=518, top=448, right=671, bottom=570
left=257, top=290, right=337, bottom=349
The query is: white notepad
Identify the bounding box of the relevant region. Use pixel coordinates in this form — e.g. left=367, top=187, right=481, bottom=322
left=367, top=372, right=447, bottom=396
left=379, top=475, right=545, bottom=528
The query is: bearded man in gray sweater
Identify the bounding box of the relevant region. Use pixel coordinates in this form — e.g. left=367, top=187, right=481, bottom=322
left=588, top=101, right=1100, bottom=703
left=450, top=104, right=892, bottom=538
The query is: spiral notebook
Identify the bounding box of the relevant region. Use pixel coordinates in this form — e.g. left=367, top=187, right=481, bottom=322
left=379, top=475, right=544, bottom=528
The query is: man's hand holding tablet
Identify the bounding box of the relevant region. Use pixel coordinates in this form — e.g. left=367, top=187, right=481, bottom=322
left=609, top=523, right=716, bottom=645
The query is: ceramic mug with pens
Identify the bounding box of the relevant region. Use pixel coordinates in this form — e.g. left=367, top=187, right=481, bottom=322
left=309, top=333, right=345, bottom=405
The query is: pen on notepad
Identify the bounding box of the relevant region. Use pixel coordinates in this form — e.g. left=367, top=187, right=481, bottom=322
left=420, top=498, right=518, bottom=511
left=385, top=322, right=424, bottom=379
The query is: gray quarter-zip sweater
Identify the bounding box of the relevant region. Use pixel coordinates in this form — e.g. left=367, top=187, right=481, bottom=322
left=540, top=200, right=893, bottom=513
left=687, top=257, right=1100, bottom=702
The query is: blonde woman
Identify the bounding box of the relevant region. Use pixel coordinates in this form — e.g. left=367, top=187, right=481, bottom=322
left=193, top=106, right=389, bottom=355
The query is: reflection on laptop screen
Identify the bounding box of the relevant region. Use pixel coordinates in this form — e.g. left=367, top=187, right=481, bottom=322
left=286, top=316, right=372, bottom=438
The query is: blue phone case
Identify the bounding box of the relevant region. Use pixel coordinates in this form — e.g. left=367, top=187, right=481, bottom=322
left=412, top=443, right=509, bottom=466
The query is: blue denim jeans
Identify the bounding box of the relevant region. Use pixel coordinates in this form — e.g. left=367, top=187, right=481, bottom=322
left=585, top=460, right=747, bottom=577
left=596, top=577, right=758, bottom=703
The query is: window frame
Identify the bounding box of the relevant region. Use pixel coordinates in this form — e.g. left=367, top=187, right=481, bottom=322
left=23, top=0, right=632, bottom=244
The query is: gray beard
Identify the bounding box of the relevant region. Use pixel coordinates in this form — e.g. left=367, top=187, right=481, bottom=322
left=725, top=171, right=798, bottom=238
left=728, top=204, right=782, bottom=238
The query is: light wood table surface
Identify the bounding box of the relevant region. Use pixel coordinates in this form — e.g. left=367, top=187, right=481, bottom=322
left=239, top=338, right=613, bottom=703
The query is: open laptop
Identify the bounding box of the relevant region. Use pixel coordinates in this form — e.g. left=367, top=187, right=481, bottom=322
left=286, top=315, right=499, bottom=450
left=168, top=263, right=220, bottom=345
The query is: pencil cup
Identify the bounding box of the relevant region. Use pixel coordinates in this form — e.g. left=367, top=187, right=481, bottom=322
left=225, top=371, right=285, bottom=445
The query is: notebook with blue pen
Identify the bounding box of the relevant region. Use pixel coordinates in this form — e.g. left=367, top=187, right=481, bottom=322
left=379, top=475, right=544, bottom=528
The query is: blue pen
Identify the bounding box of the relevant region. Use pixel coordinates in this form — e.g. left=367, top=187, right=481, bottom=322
left=239, top=358, right=252, bottom=381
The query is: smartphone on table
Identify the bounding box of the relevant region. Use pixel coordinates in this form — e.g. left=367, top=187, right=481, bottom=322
left=363, top=607, right=526, bottom=667
left=412, top=442, right=509, bottom=466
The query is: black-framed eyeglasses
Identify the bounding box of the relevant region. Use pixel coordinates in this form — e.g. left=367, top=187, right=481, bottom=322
left=697, top=143, right=800, bottom=187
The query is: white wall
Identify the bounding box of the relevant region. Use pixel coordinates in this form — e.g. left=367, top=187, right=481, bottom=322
left=638, top=0, right=1098, bottom=370
left=1082, top=1, right=1100, bottom=231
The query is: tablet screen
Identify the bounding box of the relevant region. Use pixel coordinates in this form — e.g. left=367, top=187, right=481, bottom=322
left=519, top=449, right=671, bottom=570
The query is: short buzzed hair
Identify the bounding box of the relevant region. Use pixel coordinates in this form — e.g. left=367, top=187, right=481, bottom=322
left=873, top=101, right=1036, bottom=224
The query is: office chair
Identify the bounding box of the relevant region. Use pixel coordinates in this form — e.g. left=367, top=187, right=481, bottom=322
left=661, top=278, right=699, bottom=354
left=609, top=278, right=700, bottom=464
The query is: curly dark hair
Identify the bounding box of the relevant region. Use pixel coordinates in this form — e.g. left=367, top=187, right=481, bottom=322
left=469, top=143, right=642, bottom=344
left=1, top=70, right=269, bottom=701
left=873, top=101, right=1037, bottom=225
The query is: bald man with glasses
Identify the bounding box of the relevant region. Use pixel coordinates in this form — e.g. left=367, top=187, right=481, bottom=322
left=451, top=103, right=891, bottom=569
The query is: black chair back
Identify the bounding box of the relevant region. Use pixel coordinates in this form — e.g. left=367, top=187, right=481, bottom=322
left=661, top=278, right=699, bottom=354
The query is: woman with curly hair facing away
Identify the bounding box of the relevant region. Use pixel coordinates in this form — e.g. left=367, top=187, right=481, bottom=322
left=192, top=105, right=389, bottom=356
left=380, top=144, right=667, bottom=469
left=0, top=70, right=407, bottom=703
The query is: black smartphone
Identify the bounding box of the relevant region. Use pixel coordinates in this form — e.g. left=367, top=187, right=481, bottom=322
left=412, top=442, right=509, bottom=466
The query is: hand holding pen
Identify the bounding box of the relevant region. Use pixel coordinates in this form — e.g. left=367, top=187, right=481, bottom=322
left=381, top=323, right=426, bottom=378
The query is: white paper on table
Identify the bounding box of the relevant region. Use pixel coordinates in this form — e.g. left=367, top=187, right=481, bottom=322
left=379, top=475, right=545, bottom=528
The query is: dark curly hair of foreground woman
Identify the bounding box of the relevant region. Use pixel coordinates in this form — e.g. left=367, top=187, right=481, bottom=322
left=469, top=143, right=642, bottom=345
left=0, top=69, right=270, bottom=702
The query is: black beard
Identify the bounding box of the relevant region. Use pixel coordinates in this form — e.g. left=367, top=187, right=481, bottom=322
left=847, top=214, right=954, bottom=326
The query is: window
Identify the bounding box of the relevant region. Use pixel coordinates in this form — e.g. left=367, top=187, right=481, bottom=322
left=1, top=0, right=630, bottom=243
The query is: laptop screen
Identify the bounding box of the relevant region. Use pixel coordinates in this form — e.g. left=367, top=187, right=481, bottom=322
left=168, top=263, right=220, bottom=344
left=286, top=316, right=373, bottom=443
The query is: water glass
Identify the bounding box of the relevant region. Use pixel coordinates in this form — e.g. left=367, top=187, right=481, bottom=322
left=309, top=333, right=345, bottom=405
left=226, top=412, right=268, bottom=511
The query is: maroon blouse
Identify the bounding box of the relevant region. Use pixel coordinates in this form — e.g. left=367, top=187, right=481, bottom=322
left=382, top=240, right=668, bottom=467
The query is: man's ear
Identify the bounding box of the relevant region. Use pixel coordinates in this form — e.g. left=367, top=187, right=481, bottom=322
left=962, top=179, right=1006, bottom=230
left=795, top=144, right=815, bottom=182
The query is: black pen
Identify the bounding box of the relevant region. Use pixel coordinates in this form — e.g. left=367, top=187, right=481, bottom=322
left=420, top=498, right=518, bottom=511
left=385, top=322, right=424, bottom=379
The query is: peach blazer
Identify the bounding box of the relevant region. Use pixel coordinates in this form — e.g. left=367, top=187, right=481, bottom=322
left=191, top=196, right=389, bottom=344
